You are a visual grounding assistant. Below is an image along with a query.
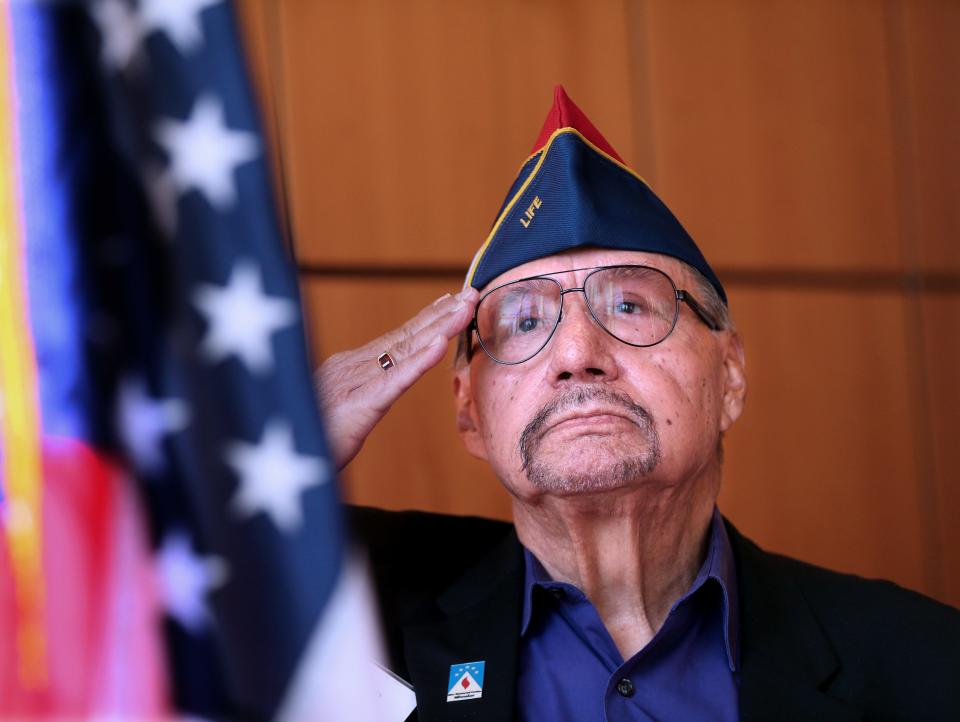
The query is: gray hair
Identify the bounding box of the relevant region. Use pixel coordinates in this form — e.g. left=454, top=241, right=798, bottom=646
left=685, top=265, right=734, bottom=332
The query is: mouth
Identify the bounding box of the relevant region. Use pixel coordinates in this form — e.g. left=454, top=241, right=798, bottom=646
left=544, top=409, right=638, bottom=437
left=518, top=386, right=658, bottom=474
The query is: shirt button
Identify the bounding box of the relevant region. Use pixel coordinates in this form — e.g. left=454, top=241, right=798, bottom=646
left=616, top=678, right=635, bottom=698
left=550, top=588, right=565, bottom=600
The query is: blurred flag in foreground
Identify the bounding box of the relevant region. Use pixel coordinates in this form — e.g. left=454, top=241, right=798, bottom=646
left=0, top=0, right=384, bottom=718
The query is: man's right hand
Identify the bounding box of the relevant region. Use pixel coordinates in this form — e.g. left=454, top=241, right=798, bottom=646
left=315, top=287, right=479, bottom=470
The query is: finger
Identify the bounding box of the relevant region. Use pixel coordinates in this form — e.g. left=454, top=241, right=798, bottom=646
left=383, top=287, right=478, bottom=346
left=340, top=289, right=476, bottom=367
left=324, top=306, right=460, bottom=407
left=387, top=296, right=475, bottom=363
left=319, top=288, right=477, bottom=406
left=326, top=333, right=451, bottom=469
left=395, top=288, right=477, bottom=342
left=367, top=334, right=451, bottom=413
left=360, top=296, right=476, bottom=408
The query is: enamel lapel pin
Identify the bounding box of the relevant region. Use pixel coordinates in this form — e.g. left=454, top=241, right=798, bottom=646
left=447, top=661, right=485, bottom=702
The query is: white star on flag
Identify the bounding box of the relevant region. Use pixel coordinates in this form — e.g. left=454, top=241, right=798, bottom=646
left=154, top=94, right=259, bottom=210
left=193, top=260, right=297, bottom=373
left=117, top=377, right=191, bottom=474
left=91, top=0, right=146, bottom=71
left=226, top=419, right=330, bottom=533
left=156, top=530, right=229, bottom=633
left=141, top=0, right=222, bottom=54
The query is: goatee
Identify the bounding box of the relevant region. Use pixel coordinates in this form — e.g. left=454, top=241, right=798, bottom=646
left=518, top=386, right=661, bottom=493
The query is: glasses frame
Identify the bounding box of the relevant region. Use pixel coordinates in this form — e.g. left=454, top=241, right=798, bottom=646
left=466, top=264, right=721, bottom=365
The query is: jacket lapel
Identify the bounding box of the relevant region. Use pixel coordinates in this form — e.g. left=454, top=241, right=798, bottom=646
left=401, top=529, right=524, bottom=722
left=726, top=521, right=863, bottom=722
left=395, top=514, right=866, bottom=721
left=739, top=665, right=862, bottom=722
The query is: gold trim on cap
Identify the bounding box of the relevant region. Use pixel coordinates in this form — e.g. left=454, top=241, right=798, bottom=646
left=464, top=127, right=651, bottom=289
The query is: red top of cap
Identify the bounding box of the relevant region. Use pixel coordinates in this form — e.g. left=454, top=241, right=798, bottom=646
left=530, top=85, right=624, bottom=163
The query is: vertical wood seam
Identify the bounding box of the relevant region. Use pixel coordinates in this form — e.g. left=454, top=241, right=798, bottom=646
left=262, top=0, right=297, bottom=260
left=882, top=0, right=944, bottom=600
left=623, top=0, right=658, bottom=184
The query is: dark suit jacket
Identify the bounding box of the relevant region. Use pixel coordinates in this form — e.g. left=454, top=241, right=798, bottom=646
left=351, top=507, right=960, bottom=722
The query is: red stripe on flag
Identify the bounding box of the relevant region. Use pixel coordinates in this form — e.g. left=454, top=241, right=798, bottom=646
left=0, top=439, right=169, bottom=717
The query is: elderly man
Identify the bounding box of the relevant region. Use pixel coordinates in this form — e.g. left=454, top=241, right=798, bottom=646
left=318, top=87, right=959, bottom=722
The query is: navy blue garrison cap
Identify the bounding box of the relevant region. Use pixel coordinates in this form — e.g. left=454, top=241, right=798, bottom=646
left=465, top=85, right=726, bottom=304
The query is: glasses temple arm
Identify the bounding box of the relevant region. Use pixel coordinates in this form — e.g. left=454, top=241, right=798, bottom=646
left=678, top=291, right=721, bottom=331
left=463, top=320, right=476, bottom=361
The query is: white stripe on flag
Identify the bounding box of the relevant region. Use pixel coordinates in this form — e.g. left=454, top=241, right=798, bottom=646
left=278, top=554, right=414, bottom=722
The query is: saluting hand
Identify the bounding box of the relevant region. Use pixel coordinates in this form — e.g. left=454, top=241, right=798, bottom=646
left=315, top=287, right=479, bottom=470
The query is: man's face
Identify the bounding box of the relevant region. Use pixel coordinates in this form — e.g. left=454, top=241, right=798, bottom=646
left=453, top=248, right=747, bottom=502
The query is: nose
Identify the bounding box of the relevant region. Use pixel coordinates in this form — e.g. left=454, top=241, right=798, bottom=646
left=545, top=291, right=620, bottom=384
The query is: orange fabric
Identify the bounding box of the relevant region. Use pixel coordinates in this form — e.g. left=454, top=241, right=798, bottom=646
left=0, top=0, right=46, bottom=689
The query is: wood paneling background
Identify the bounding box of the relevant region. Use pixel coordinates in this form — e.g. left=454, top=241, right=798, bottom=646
left=236, top=0, right=959, bottom=608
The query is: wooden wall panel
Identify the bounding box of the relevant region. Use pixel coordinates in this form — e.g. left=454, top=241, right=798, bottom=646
left=640, top=0, right=903, bottom=271
left=233, top=1, right=283, bottom=206
left=922, top=297, right=960, bottom=606
left=718, top=288, right=927, bottom=595
left=301, top=277, right=510, bottom=520
left=236, top=1, right=959, bottom=607
left=901, top=1, right=960, bottom=272
left=272, top=0, right=638, bottom=267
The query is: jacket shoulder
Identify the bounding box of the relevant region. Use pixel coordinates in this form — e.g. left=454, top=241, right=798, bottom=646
left=349, top=506, right=512, bottom=558
left=346, top=506, right=518, bottom=681
left=729, top=521, right=960, bottom=719
left=347, top=505, right=515, bottom=604
left=753, top=539, right=960, bottom=645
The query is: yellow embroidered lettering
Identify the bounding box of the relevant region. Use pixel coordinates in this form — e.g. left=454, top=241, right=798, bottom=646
left=519, top=196, right=542, bottom=229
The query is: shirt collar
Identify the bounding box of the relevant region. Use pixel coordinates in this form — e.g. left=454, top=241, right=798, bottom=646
left=520, top=506, right=740, bottom=671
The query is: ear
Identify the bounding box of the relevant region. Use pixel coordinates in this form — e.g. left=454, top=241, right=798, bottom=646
left=719, top=331, right=747, bottom=432
left=453, top=365, right=489, bottom=461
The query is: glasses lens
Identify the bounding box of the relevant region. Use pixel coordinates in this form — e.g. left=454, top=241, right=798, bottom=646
left=584, top=266, right=678, bottom=346
left=476, top=278, right=561, bottom=363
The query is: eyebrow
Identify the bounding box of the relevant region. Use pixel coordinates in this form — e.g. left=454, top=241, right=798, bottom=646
left=492, top=281, right=553, bottom=304
left=601, top=265, right=659, bottom=281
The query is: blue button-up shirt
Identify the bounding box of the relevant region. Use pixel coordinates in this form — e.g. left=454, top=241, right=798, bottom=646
left=515, top=508, right=740, bottom=722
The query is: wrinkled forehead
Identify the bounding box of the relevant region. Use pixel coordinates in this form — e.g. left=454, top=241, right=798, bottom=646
left=477, top=248, right=688, bottom=294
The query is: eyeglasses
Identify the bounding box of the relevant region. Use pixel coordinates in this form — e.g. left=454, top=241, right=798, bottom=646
left=466, top=265, right=720, bottom=365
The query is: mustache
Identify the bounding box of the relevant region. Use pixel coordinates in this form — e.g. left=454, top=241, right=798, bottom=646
left=518, top=386, right=655, bottom=471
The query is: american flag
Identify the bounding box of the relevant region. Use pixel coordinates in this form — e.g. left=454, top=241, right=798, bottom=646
left=0, top=0, right=384, bottom=718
